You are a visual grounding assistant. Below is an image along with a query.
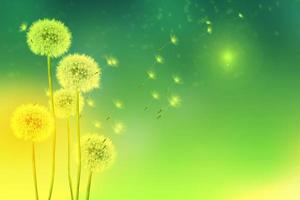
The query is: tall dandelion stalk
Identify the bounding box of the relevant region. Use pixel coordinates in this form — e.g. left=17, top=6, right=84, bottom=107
left=53, top=89, right=84, bottom=200
left=81, top=134, right=116, bottom=200
left=11, top=104, right=54, bottom=200
left=57, top=54, right=101, bottom=200
left=27, top=19, right=71, bottom=199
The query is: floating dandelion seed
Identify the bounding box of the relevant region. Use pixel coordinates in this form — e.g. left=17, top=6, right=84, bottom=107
left=151, top=91, right=160, bottom=100
left=172, top=75, right=182, bottom=85
left=170, top=34, right=178, bottom=45
left=87, top=98, right=95, bottom=107
left=206, top=20, right=212, bottom=25
left=11, top=104, right=54, bottom=142
left=238, top=12, right=244, bottom=19
left=114, top=100, right=124, bottom=109
left=207, top=25, right=213, bottom=34
left=147, top=70, right=157, bottom=80
left=112, top=122, right=125, bottom=135
left=105, top=56, right=119, bottom=67
left=93, top=121, right=102, bottom=129
left=19, top=22, right=27, bottom=32
left=27, top=19, right=71, bottom=58
left=155, top=55, right=164, bottom=64
left=57, top=54, right=101, bottom=93
left=168, top=95, right=182, bottom=108
left=53, top=89, right=84, bottom=118
left=81, top=134, right=116, bottom=172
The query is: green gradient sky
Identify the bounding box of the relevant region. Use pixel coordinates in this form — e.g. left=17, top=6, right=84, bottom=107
left=1, top=0, right=300, bottom=199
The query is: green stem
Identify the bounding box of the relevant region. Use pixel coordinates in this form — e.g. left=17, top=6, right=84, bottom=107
left=47, top=56, right=57, bottom=200
left=86, top=172, right=93, bottom=200
left=32, top=142, right=39, bottom=200
left=67, top=118, right=74, bottom=200
left=75, top=91, right=82, bottom=200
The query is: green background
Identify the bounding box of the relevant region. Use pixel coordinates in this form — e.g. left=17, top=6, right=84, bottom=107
left=1, top=0, right=300, bottom=199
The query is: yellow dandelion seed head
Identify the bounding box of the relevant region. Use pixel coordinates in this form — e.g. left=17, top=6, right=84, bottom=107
left=170, top=34, right=178, bottom=45
left=106, top=56, right=119, bottom=67
left=114, top=100, right=124, bottom=109
left=168, top=95, right=182, bottom=108
left=53, top=89, right=84, bottom=119
left=93, top=121, right=102, bottom=129
left=112, top=122, right=125, bottom=135
left=151, top=91, right=160, bottom=100
left=19, top=22, right=27, bottom=32
left=155, top=55, right=164, bottom=64
left=57, top=54, right=101, bottom=93
left=11, top=104, right=54, bottom=142
left=172, top=75, right=182, bottom=84
left=27, top=19, right=71, bottom=58
left=147, top=70, right=156, bottom=80
left=87, top=98, right=95, bottom=107
left=81, top=134, right=116, bottom=172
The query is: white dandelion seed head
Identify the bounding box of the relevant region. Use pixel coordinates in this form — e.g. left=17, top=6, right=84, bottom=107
left=57, top=54, right=101, bottom=93
left=81, top=134, right=116, bottom=172
left=53, top=89, right=84, bottom=118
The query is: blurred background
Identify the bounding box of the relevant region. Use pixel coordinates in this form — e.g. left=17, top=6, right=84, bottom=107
left=1, top=0, right=300, bottom=199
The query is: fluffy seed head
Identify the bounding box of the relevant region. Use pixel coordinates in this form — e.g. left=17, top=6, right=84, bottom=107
left=57, top=54, right=101, bottom=92
left=27, top=19, right=71, bottom=58
left=11, top=104, right=54, bottom=142
left=81, top=134, right=116, bottom=172
left=53, top=89, right=84, bottom=118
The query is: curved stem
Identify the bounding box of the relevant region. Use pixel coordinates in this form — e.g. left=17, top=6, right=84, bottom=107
left=67, top=118, right=74, bottom=200
left=47, top=56, right=57, bottom=200
left=32, top=142, right=39, bottom=200
left=75, top=91, right=82, bottom=200
left=86, top=171, right=93, bottom=200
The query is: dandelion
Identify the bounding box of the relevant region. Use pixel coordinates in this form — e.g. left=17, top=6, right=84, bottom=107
left=170, top=34, right=178, bottom=45
left=168, top=95, right=182, bottom=108
left=105, top=56, right=119, bottom=67
left=27, top=19, right=72, bottom=199
left=147, top=70, right=157, bottom=80
left=57, top=54, right=101, bottom=93
left=19, top=22, right=27, bottom=32
left=81, top=134, right=116, bottom=199
left=114, top=100, right=124, bottom=109
left=172, top=75, right=182, bottom=85
left=112, top=122, right=125, bottom=135
left=151, top=91, right=160, bottom=100
left=53, top=89, right=84, bottom=119
left=11, top=104, right=54, bottom=142
left=11, top=104, right=54, bottom=200
left=27, top=19, right=71, bottom=58
left=155, top=55, right=164, bottom=64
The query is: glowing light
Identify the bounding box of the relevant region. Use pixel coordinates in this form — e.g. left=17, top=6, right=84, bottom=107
left=155, top=55, right=164, bottom=64
left=147, top=70, right=157, bottom=80
left=106, top=56, right=119, bottom=67
left=238, top=12, right=244, bottom=19
left=114, top=100, right=124, bottom=109
left=19, top=22, right=27, bottom=32
left=151, top=91, right=160, bottom=100
left=87, top=98, right=95, bottom=107
left=93, top=121, right=102, bottom=129
left=112, top=122, right=125, bottom=134
left=207, top=25, right=213, bottom=34
left=222, top=50, right=234, bottom=66
left=205, top=20, right=212, bottom=25
left=168, top=95, right=182, bottom=108
left=172, top=75, right=182, bottom=84
left=170, top=34, right=178, bottom=45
